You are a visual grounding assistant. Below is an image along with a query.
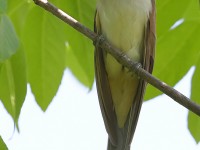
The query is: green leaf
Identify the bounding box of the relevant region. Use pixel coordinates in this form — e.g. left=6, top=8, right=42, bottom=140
left=60, top=0, right=95, bottom=88
left=23, top=6, right=66, bottom=111
left=145, top=20, right=200, bottom=100
left=188, top=58, right=200, bottom=143
left=65, top=44, right=91, bottom=86
left=145, top=0, right=200, bottom=100
left=0, top=15, right=19, bottom=62
left=7, top=0, right=33, bottom=36
left=0, top=44, right=27, bottom=126
left=0, top=0, right=7, bottom=13
left=144, top=0, right=200, bottom=142
left=156, top=0, right=191, bottom=37
left=0, top=136, right=8, bottom=150
left=0, top=63, right=2, bottom=70
left=183, top=0, right=200, bottom=21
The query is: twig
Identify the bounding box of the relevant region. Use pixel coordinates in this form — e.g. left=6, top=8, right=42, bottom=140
left=33, top=0, right=200, bottom=117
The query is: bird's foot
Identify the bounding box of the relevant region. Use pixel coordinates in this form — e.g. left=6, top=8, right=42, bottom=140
left=93, top=35, right=105, bottom=49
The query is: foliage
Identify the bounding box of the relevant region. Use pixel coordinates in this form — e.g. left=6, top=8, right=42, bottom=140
left=144, top=0, right=200, bottom=143
left=0, top=0, right=200, bottom=146
left=0, top=136, right=7, bottom=150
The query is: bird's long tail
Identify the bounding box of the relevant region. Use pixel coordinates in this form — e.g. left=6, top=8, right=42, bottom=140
left=107, top=80, right=145, bottom=150
left=107, top=139, right=130, bottom=150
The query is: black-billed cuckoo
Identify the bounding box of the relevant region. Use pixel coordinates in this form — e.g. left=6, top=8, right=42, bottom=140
left=94, top=0, right=156, bottom=149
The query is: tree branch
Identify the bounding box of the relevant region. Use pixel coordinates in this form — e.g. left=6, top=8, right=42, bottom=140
left=33, top=0, right=200, bottom=117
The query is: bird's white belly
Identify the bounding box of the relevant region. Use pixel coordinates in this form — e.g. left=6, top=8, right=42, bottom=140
left=97, top=0, right=152, bottom=76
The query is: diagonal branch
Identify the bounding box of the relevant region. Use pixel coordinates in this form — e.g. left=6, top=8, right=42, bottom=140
left=33, top=0, right=200, bottom=117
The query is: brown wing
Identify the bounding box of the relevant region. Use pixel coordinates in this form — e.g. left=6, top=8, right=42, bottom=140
left=144, top=0, right=156, bottom=73
left=94, top=11, right=118, bottom=145
left=125, top=0, right=156, bottom=146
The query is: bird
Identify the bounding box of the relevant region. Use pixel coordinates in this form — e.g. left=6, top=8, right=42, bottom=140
left=94, top=0, right=156, bottom=150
